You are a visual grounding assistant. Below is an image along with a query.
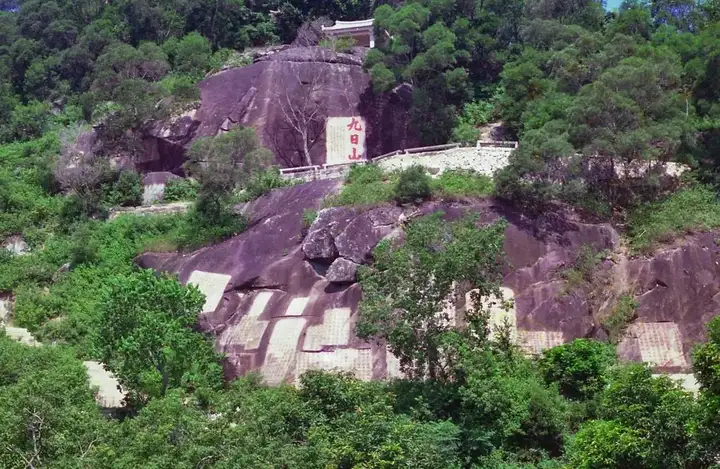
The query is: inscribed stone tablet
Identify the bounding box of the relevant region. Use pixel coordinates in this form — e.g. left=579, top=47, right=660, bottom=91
left=187, top=270, right=232, bottom=313
left=302, top=308, right=351, bottom=351
left=628, top=322, right=687, bottom=368
left=262, top=318, right=307, bottom=385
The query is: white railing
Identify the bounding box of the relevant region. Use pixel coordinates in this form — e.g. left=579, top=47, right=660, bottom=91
left=278, top=140, right=518, bottom=182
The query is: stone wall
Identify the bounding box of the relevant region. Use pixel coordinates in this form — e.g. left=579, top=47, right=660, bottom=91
left=279, top=142, right=517, bottom=183
left=377, top=146, right=514, bottom=175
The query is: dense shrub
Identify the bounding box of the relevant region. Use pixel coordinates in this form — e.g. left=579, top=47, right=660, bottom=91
left=539, top=339, right=617, bottom=401
left=346, top=163, right=384, bottom=185
left=243, top=167, right=292, bottom=201
left=431, top=170, right=494, bottom=198
left=627, top=185, right=720, bottom=253
left=394, top=165, right=432, bottom=204
left=163, top=178, right=199, bottom=202
left=103, top=170, right=143, bottom=207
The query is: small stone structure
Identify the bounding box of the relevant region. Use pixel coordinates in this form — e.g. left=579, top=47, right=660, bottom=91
left=2, top=235, right=29, bottom=256
left=109, top=201, right=192, bottom=220
left=322, top=19, right=375, bottom=48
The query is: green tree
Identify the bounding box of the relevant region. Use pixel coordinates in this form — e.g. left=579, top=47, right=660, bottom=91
left=169, top=32, right=211, bottom=78
left=566, top=420, right=652, bottom=469
left=357, top=213, right=506, bottom=380
left=394, top=164, right=432, bottom=203
left=95, top=269, right=223, bottom=405
left=598, top=364, right=706, bottom=468
left=0, top=333, right=109, bottom=469
left=186, top=126, right=273, bottom=227
left=539, top=339, right=616, bottom=401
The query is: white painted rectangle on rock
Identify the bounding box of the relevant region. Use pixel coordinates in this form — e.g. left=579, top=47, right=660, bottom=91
left=262, top=318, right=307, bottom=385
left=284, top=297, right=309, bottom=316
left=518, top=330, right=564, bottom=355
left=325, top=116, right=366, bottom=165
left=187, top=271, right=232, bottom=314
left=302, top=308, right=351, bottom=351
left=295, top=348, right=373, bottom=385
left=84, top=361, right=125, bottom=408
left=628, top=322, right=688, bottom=368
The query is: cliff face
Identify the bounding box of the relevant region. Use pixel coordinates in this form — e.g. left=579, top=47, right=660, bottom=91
left=137, top=181, right=720, bottom=384
left=141, top=47, right=418, bottom=172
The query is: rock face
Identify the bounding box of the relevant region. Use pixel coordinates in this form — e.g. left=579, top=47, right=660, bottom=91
left=138, top=180, right=720, bottom=384
left=142, top=171, right=181, bottom=205
left=191, top=47, right=417, bottom=166
left=326, top=258, right=359, bottom=283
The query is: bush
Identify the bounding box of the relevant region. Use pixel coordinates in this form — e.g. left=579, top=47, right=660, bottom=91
left=627, top=185, right=720, bottom=253
left=103, top=170, right=143, bottom=207
left=431, top=170, right=494, bottom=199
left=319, top=36, right=357, bottom=53
left=302, top=209, right=317, bottom=228
left=394, top=165, right=431, bottom=204
left=562, top=245, right=605, bottom=292
left=539, top=339, right=617, bottom=401
left=243, top=167, right=291, bottom=201
left=170, top=32, right=212, bottom=77
left=346, top=163, right=384, bottom=185
left=163, top=178, right=199, bottom=202
left=324, top=180, right=395, bottom=207
left=602, top=295, right=637, bottom=344
left=451, top=100, right=495, bottom=144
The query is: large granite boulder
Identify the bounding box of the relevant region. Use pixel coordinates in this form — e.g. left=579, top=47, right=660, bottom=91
left=138, top=181, right=720, bottom=384
left=326, top=257, right=360, bottom=283
left=184, top=47, right=416, bottom=167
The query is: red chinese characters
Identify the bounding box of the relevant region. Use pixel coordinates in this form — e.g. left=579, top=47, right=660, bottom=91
left=347, top=117, right=363, bottom=160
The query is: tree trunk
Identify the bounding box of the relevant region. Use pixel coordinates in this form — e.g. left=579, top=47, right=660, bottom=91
left=302, top=132, right=312, bottom=167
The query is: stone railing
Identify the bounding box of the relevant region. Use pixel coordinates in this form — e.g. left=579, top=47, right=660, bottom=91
left=108, top=201, right=193, bottom=220
left=279, top=140, right=518, bottom=183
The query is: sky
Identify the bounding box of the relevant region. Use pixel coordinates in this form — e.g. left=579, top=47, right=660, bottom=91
left=605, top=0, right=624, bottom=11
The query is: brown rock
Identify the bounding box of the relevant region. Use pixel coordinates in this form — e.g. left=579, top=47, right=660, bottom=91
left=302, top=227, right=339, bottom=262
left=326, top=258, right=359, bottom=283
left=139, top=189, right=720, bottom=380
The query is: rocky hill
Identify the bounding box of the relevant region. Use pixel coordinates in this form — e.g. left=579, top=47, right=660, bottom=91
left=142, top=47, right=419, bottom=173
left=137, top=179, right=716, bottom=385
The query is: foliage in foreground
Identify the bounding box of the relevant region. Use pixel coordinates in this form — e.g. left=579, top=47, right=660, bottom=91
left=358, top=213, right=506, bottom=380
left=96, top=269, right=223, bottom=405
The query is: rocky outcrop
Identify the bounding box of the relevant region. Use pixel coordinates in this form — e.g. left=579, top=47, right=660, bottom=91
left=142, top=171, right=181, bottom=205
left=327, top=258, right=359, bottom=283
left=137, top=180, right=720, bottom=383
left=140, top=109, right=201, bottom=174
left=191, top=47, right=416, bottom=167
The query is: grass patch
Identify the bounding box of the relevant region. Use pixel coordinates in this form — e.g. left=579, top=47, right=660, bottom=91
left=602, top=295, right=637, bottom=343
left=325, top=164, right=497, bottom=208
left=431, top=169, right=494, bottom=199
left=627, top=185, right=720, bottom=253
left=302, top=209, right=317, bottom=228
left=562, top=245, right=606, bottom=293
left=325, top=164, right=396, bottom=207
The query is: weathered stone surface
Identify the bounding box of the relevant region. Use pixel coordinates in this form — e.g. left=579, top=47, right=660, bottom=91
left=302, top=227, right=338, bottom=262
left=326, top=258, right=359, bottom=283
left=0, top=294, right=12, bottom=323
left=142, top=171, right=181, bottom=205
left=139, top=185, right=720, bottom=382
left=141, top=109, right=201, bottom=173
left=193, top=47, right=417, bottom=166
left=2, top=235, right=29, bottom=256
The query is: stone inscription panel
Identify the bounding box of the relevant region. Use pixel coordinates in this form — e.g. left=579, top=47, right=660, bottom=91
left=326, top=116, right=366, bottom=165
